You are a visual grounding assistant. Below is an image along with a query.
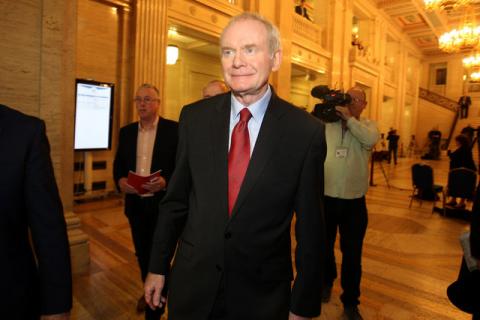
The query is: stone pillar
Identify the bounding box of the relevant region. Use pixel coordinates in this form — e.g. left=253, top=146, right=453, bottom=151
left=133, top=0, right=169, bottom=120
left=272, top=0, right=293, bottom=100
left=329, top=0, right=349, bottom=89
left=39, top=0, right=90, bottom=274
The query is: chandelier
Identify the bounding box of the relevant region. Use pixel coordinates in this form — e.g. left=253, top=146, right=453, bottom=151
left=438, top=6, right=480, bottom=53
left=463, top=52, right=480, bottom=68
left=439, top=24, right=480, bottom=52
left=424, top=0, right=471, bottom=11
left=470, top=70, right=480, bottom=81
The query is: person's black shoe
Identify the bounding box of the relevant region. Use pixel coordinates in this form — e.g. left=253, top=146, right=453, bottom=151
left=321, top=285, right=332, bottom=303
left=342, top=306, right=363, bottom=320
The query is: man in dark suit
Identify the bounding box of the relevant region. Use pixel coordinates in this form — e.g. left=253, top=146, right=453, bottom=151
left=0, top=104, right=72, bottom=319
left=113, top=84, right=178, bottom=320
left=458, top=95, right=472, bottom=119
left=145, top=13, right=326, bottom=320
left=386, top=128, right=399, bottom=165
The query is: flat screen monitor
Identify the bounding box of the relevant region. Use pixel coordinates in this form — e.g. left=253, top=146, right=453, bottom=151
left=74, top=79, right=114, bottom=151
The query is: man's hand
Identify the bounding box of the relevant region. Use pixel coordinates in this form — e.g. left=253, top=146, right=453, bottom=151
left=41, top=313, right=70, bottom=320
left=118, top=177, right=138, bottom=194
left=288, top=312, right=310, bottom=320
left=143, top=176, right=166, bottom=193
left=145, top=273, right=167, bottom=310
left=335, top=105, right=353, bottom=120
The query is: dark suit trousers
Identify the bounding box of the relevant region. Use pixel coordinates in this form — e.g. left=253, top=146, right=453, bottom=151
left=388, top=146, right=398, bottom=164
left=127, top=196, right=164, bottom=320
left=324, top=196, right=368, bottom=307
left=461, top=105, right=469, bottom=119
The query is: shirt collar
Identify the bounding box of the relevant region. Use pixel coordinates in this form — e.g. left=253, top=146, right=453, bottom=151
left=139, top=116, right=159, bottom=131
left=230, top=86, right=271, bottom=122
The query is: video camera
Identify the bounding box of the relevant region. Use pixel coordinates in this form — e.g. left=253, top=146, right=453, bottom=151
left=310, top=85, right=351, bottom=122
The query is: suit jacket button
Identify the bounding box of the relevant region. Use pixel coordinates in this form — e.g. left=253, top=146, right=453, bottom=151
left=216, top=264, right=222, bottom=271
left=224, top=232, right=232, bottom=239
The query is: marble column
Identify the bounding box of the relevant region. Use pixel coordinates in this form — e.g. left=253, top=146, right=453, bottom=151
left=133, top=0, right=168, bottom=120
left=39, top=0, right=90, bottom=274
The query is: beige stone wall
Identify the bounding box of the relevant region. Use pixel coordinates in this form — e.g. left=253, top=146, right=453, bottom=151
left=75, top=0, right=132, bottom=196
left=165, top=49, right=223, bottom=121
left=416, top=99, right=455, bottom=151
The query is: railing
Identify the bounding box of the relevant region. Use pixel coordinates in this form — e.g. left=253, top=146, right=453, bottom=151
left=193, top=0, right=245, bottom=14
left=292, top=13, right=322, bottom=46
left=349, top=45, right=379, bottom=67
left=418, top=87, right=458, bottom=111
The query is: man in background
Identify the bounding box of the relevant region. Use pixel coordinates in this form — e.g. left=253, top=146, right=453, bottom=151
left=113, top=84, right=178, bottom=319
left=145, top=12, right=326, bottom=320
left=322, top=87, right=379, bottom=320
left=295, top=0, right=311, bottom=21
left=202, top=79, right=229, bottom=98
left=0, top=104, right=72, bottom=319
left=386, top=128, right=399, bottom=165
left=458, top=95, right=472, bottom=119
left=421, top=127, right=442, bottom=160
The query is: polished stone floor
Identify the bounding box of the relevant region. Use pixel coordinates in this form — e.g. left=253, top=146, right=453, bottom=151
left=71, top=154, right=472, bottom=319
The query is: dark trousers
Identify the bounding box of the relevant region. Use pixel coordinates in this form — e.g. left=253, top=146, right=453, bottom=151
left=448, top=258, right=480, bottom=319
left=127, top=196, right=164, bottom=320
left=324, top=196, right=368, bottom=307
left=461, top=106, right=469, bottom=119
left=388, top=146, right=398, bottom=164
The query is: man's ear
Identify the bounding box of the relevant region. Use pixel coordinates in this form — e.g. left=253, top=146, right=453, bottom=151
left=271, top=49, right=282, bottom=72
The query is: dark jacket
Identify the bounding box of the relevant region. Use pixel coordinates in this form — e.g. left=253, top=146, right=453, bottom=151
left=448, top=146, right=477, bottom=171
left=149, top=91, right=326, bottom=319
left=113, top=117, right=178, bottom=216
left=0, top=104, right=72, bottom=318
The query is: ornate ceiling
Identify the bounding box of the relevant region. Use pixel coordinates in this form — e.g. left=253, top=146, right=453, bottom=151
left=376, top=0, right=480, bottom=55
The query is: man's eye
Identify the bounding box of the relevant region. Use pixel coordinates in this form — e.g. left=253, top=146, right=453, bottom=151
left=244, top=47, right=256, bottom=55
left=222, top=49, right=234, bottom=57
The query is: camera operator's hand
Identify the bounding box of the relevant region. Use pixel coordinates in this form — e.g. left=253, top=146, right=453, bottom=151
left=335, top=105, right=353, bottom=120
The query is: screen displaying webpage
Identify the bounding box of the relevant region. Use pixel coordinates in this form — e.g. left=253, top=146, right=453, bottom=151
left=74, top=81, right=113, bottom=150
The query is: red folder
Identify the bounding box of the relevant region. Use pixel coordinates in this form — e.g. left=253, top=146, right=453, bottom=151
left=127, top=170, right=161, bottom=194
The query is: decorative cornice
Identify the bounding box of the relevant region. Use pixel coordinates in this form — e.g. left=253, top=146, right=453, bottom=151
left=96, top=0, right=132, bottom=9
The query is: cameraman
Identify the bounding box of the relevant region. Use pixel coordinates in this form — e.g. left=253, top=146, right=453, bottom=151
left=322, top=87, right=379, bottom=320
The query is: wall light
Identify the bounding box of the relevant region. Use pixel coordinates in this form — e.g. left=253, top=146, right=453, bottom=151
left=166, top=45, right=179, bottom=65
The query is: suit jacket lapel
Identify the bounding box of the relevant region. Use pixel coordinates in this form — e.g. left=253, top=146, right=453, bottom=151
left=212, top=96, right=231, bottom=223
left=128, top=123, right=139, bottom=171
left=229, top=93, right=288, bottom=218
left=151, top=117, right=162, bottom=171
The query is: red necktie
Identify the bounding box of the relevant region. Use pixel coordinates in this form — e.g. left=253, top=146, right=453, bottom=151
left=228, top=108, right=252, bottom=215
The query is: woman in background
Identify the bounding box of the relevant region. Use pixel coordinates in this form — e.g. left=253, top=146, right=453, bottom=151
left=447, top=134, right=477, bottom=208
